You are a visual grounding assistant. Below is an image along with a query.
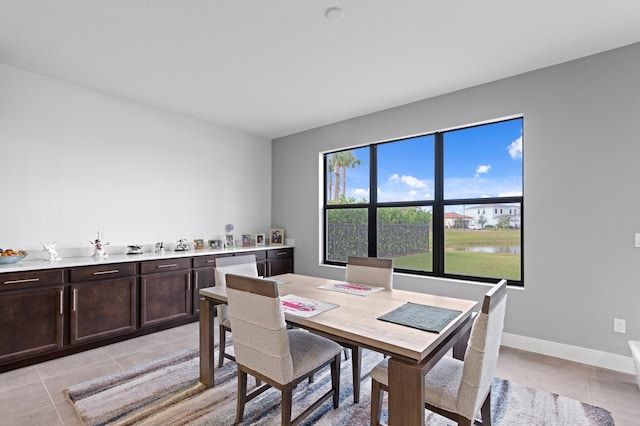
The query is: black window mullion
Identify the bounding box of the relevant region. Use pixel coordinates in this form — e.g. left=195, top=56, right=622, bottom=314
left=433, top=132, right=444, bottom=275
left=368, top=145, right=377, bottom=257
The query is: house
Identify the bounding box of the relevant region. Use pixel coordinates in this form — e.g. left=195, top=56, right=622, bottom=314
left=465, top=204, right=521, bottom=229
left=1, top=1, right=639, bottom=392
left=444, top=211, right=474, bottom=229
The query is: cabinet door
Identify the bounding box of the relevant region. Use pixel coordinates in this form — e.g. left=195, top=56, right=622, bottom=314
left=267, top=258, right=293, bottom=276
left=140, top=271, right=191, bottom=327
left=193, top=268, right=214, bottom=315
left=69, top=278, right=137, bottom=345
left=0, top=286, right=64, bottom=364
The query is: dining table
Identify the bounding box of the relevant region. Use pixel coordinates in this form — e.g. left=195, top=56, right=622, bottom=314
left=199, top=272, right=478, bottom=426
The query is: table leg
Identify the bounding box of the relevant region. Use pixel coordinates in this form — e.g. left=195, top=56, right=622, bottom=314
left=199, top=298, right=215, bottom=387
left=388, top=357, right=424, bottom=426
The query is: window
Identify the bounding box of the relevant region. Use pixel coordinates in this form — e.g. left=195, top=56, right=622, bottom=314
left=323, top=117, right=523, bottom=286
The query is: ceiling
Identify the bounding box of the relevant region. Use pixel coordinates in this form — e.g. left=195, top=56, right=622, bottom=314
left=1, top=1, right=640, bottom=140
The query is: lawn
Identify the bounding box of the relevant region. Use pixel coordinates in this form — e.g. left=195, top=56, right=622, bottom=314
left=393, top=228, right=521, bottom=280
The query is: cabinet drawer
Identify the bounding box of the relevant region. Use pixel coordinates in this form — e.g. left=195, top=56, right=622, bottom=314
left=140, top=257, right=191, bottom=275
left=192, top=255, right=219, bottom=269
left=267, top=248, right=293, bottom=259
left=69, top=263, right=136, bottom=282
left=1, top=269, right=64, bottom=290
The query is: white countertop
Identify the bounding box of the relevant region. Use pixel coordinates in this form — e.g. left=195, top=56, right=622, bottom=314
left=0, top=245, right=294, bottom=274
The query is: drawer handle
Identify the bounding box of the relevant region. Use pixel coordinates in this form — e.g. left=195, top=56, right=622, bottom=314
left=4, top=277, right=40, bottom=285
left=206, top=260, right=216, bottom=264
left=275, top=251, right=287, bottom=256
left=158, top=263, right=178, bottom=268
left=93, top=269, right=120, bottom=276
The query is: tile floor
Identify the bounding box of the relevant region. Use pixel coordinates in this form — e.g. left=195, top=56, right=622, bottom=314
left=1, top=321, right=639, bottom=425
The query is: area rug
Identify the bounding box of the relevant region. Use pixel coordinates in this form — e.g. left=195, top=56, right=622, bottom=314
left=66, top=347, right=615, bottom=426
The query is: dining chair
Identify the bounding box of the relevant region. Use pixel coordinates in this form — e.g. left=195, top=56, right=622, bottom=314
left=341, top=255, right=393, bottom=403
left=225, top=274, right=342, bottom=425
left=213, top=254, right=259, bottom=368
left=370, top=279, right=507, bottom=426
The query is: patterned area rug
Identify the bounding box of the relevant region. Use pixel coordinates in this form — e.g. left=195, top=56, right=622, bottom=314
left=66, top=347, right=615, bottom=426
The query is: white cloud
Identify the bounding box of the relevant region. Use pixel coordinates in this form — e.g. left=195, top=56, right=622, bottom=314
left=353, top=188, right=369, bottom=198
left=474, top=164, right=491, bottom=179
left=508, top=136, right=523, bottom=159
left=498, top=190, right=523, bottom=197
left=400, top=175, right=427, bottom=189
left=409, top=190, right=417, bottom=196
left=388, top=173, right=399, bottom=182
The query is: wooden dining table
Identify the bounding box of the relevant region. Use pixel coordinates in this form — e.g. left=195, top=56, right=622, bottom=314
left=199, top=273, right=478, bottom=426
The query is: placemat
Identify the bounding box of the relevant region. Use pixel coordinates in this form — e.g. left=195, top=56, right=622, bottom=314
left=377, top=302, right=462, bottom=333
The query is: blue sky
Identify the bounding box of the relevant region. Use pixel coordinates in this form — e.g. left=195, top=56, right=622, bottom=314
left=334, top=118, right=523, bottom=203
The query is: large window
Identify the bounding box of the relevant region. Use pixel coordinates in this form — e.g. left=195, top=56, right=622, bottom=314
left=323, top=117, right=523, bottom=286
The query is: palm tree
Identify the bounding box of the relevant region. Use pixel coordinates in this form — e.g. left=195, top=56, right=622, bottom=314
left=340, top=151, right=361, bottom=199
left=327, top=156, right=336, bottom=202
left=329, top=151, right=361, bottom=202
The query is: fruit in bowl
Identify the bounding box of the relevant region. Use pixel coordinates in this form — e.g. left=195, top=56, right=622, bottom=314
left=0, top=248, right=28, bottom=264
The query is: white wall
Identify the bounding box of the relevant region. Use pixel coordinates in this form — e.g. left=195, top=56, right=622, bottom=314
left=272, top=42, right=640, bottom=369
left=0, top=64, right=272, bottom=255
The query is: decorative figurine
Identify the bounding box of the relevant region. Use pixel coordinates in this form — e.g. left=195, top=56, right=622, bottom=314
left=155, top=242, right=165, bottom=254
left=90, top=231, right=110, bottom=259
left=175, top=239, right=189, bottom=251
left=127, top=244, right=144, bottom=255
left=42, top=242, right=62, bottom=262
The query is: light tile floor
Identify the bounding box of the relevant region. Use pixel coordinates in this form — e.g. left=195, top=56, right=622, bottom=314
left=1, top=321, right=638, bottom=425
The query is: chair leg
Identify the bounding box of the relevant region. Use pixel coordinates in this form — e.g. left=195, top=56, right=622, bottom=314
left=370, top=379, right=383, bottom=426
left=351, top=346, right=362, bottom=403
left=331, top=353, right=341, bottom=408
left=281, top=384, right=293, bottom=425
left=480, top=390, right=492, bottom=426
left=236, top=369, right=248, bottom=424
left=218, top=324, right=226, bottom=368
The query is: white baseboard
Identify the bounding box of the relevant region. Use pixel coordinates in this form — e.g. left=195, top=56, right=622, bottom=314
left=502, top=332, right=636, bottom=375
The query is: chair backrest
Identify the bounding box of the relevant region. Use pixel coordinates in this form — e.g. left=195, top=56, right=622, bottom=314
left=345, top=256, right=393, bottom=289
left=456, top=279, right=507, bottom=419
left=226, top=274, right=294, bottom=384
left=214, top=254, right=259, bottom=287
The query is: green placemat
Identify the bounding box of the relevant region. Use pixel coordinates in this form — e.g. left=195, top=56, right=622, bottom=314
left=377, top=302, right=462, bottom=333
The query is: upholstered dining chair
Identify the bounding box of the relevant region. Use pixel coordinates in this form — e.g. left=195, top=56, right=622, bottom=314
left=213, top=254, right=259, bottom=368
left=225, top=274, right=342, bottom=426
left=341, top=255, right=394, bottom=403
left=370, top=279, right=508, bottom=426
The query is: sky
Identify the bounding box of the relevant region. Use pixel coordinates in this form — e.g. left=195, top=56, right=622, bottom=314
left=333, top=118, right=523, bottom=205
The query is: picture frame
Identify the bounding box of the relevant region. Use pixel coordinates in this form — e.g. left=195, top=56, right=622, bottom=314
left=208, top=239, right=222, bottom=249
left=225, top=233, right=235, bottom=248
left=193, top=239, right=204, bottom=250
left=255, top=233, right=266, bottom=246
left=241, top=234, right=251, bottom=247
left=270, top=228, right=284, bottom=245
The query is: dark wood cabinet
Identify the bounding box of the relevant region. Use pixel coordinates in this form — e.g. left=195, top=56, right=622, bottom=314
left=192, top=255, right=227, bottom=315
left=266, top=248, right=294, bottom=276
left=140, top=258, right=191, bottom=327
left=69, top=263, right=137, bottom=345
left=0, top=246, right=292, bottom=371
left=0, top=270, right=65, bottom=364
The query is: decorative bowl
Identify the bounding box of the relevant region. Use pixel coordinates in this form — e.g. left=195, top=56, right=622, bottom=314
left=0, top=251, right=28, bottom=264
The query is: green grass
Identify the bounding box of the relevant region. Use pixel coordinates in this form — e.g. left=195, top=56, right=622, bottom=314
left=392, top=228, right=521, bottom=280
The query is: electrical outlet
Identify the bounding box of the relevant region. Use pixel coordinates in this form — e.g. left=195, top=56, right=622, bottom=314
left=614, top=318, right=626, bottom=334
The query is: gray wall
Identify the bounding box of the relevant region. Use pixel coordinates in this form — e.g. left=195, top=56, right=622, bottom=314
left=272, top=42, right=640, bottom=360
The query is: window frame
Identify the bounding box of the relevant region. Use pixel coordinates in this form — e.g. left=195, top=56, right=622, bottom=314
left=323, top=117, right=524, bottom=286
